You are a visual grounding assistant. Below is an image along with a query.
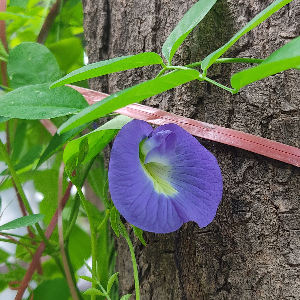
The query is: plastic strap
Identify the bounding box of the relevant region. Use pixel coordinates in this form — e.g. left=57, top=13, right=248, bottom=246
left=70, top=85, right=300, bottom=168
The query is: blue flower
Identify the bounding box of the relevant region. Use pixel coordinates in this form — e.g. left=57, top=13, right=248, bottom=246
left=108, top=119, right=223, bottom=233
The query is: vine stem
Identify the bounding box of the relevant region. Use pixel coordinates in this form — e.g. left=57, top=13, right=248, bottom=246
left=76, top=187, right=97, bottom=300
left=97, top=209, right=110, bottom=232
left=185, top=57, right=264, bottom=68
left=119, top=221, right=140, bottom=300
left=37, top=0, right=61, bottom=44
left=0, top=236, right=37, bottom=251
left=155, top=67, right=167, bottom=78
left=200, top=76, right=237, bottom=94
left=0, top=232, right=41, bottom=243
left=58, top=163, right=79, bottom=300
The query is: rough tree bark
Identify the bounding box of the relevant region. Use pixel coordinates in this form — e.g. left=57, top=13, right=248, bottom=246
left=81, top=0, right=300, bottom=299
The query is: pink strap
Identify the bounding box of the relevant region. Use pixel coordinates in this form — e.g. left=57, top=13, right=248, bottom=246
left=70, top=85, right=300, bottom=168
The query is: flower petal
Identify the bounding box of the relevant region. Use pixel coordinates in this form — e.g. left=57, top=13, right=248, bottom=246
left=108, top=120, right=223, bottom=233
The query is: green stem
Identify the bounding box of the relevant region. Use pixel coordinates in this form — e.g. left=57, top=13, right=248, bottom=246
left=155, top=67, right=167, bottom=78
left=97, top=280, right=111, bottom=300
left=76, top=187, right=97, bottom=300
left=0, top=56, right=7, bottom=63
left=0, top=237, right=38, bottom=250
left=186, top=57, right=264, bottom=68
left=199, top=76, right=237, bottom=94
left=119, top=221, right=140, bottom=300
left=84, top=262, right=112, bottom=300
left=0, top=232, right=41, bottom=243
left=97, top=209, right=110, bottom=232
left=63, top=195, right=80, bottom=241
left=65, top=156, right=97, bottom=242
left=0, top=84, right=12, bottom=91
left=56, top=0, right=64, bottom=42
left=64, top=240, right=85, bottom=300
left=0, top=41, right=8, bottom=60
left=216, top=57, right=264, bottom=64
left=166, top=65, right=191, bottom=71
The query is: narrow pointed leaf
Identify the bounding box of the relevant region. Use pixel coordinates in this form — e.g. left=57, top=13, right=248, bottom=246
left=0, top=214, right=44, bottom=231
left=201, top=0, right=293, bottom=71
left=107, top=272, right=119, bottom=293
left=63, top=115, right=133, bottom=164
left=0, top=83, right=88, bottom=119
left=162, top=0, right=217, bottom=63
left=110, top=206, right=120, bottom=237
left=0, top=12, right=35, bottom=20
left=29, top=278, right=70, bottom=300
left=231, top=36, right=300, bottom=90
left=37, top=123, right=90, bottom=168
left=14, top=145, right=43, bottom=171
left=50, top=52, right=163, bottom=88
left=83, top=288, right=105, bottom=296
left=58, top=69, right=199, bottom=133
left=131, top=225, right=146, bottom=246
left=120, top=294, right=132, bottom=300
left=79, top=276, right=98, bottom=285
left=7, top=42, right=61, bottom=88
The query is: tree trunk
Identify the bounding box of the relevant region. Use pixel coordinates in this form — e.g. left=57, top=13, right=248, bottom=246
left=82, top=0, right=300, bottom=299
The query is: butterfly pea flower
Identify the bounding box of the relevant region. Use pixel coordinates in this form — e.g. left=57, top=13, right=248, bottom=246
left=108, top=119, right=223, bottom=233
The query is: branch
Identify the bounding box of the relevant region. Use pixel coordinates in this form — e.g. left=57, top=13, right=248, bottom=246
left=39, top=119, right=58, bottom=136
left=37, top=0, right=61, bottom=44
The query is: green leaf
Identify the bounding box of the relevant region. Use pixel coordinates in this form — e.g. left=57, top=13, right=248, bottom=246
left=0, top=83, right=88, bottom=119
left=68, top=224, right=92, bottom=270
left=37, top=123, right=89, bottom=168
left=11, top=121, right=28, bottom=163
left=47, top=37, right=84, bottom=74
left=131, top=225, right=146, bottom=246
left=29, top=278, right=70, bottom=300
left=0, top=214, right=44, bottom=231
left=83, top=288, right=105, bottom=296
left=0, top=265, right=26, bottom=293
left=231, top=36, right=300, bottom=90
left=7, top=42, right=61, bottom=88
left=162, top=0, right=217, bottom=63
left=65, top=130, right=117, bottom=166
left=0, top=116, right=10, bottom=124
left=63, top=115, right=132, bottom=164
left=77, top=137, right=89, bottom=166
left=120, top=294, right=132, bottom=300
left=201, top=0, right=293, bottom=71
left=15, top=235, right=37, bottom=262
left=37, top=169, right=60, bottom=225
left=9, top=0, right=29, bottom=9
left=79, top=275, right=98, bottom=285
left=50, top=52, right=163, bottom=88
left=96, top=210, right=110, bottom=292
left=107, top=272, right=119, bottom=293
left=87, top=156, right=109, bottom=208
left=110, top=206, right=120, bottom=237
left=14, top=145, right=43, bottom=171
left=58, top=69, right=199, bottom=133
left=0, top=12, right=34, bottom=20
left=0, top=247, right=9, bottom=263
